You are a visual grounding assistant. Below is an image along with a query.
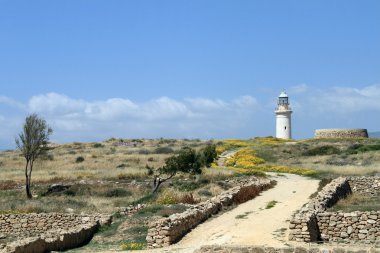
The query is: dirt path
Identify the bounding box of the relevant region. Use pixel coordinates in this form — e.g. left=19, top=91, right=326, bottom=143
left=144, top=173, right=319, bottom=253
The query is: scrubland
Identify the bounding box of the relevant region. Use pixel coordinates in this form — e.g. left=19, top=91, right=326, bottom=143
left=1, top=136, right=380, bottom=251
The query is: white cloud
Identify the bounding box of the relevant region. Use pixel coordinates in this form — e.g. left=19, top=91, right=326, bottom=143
left=185, top=98, right=228, bottom=111
left=290, top=84, right=308, bottom=94
left=1, top=85, right=380, bottom=148
left=0, top=93, right=260, bottom=145
left=0, top=96, right=26, bottom=110
left=29, top=93, right=86, bottom=115
left=310, top=84, right=380, bottom=113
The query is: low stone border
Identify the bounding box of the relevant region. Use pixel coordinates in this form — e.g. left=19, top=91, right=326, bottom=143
left=147, top=177, right=275, bottom=248
left=0, top=213, right=111, bottom=253
left=289, top=177, right=352, bottom=242
left=289, top=176, right=380, bottom=244
left=194, top=245, right=379, bottom=253
left=348, top=176, right=380, bottom=196
left=118, top=204, right=147, bottom=216
left=0, top=221, right=99, bottom=253
left=0, top=213, right=111, bottom=239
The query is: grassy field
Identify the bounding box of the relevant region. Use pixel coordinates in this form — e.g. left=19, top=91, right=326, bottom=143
left=1, top=137, right=380, bottom=250
left=2, top=137, right=380, bottom=214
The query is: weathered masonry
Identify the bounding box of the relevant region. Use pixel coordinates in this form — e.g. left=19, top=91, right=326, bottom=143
left=289, top=176, right=380, bottom=244
left=315, top=129, right=368, bottom=139
left=147, top=177, right=275, bottom=248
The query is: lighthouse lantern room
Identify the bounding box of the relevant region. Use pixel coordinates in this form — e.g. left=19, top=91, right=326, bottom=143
left=275, top=91, right=292, bottom=139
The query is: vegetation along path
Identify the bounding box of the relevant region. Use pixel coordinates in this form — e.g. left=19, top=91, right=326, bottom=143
left=137, top=173, right=319, bottom=253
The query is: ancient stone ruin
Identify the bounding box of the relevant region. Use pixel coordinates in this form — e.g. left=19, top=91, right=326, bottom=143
left=0, top=213, right=111, bottom=253
left=314, top=129, right=369, bottom=139
left=289, top=176, right=380, bottom=244
left=146, top=177, right=274, bottom=248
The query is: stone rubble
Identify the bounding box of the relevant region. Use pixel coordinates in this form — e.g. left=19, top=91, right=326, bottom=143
left=118, top=204, right=147, bottom=216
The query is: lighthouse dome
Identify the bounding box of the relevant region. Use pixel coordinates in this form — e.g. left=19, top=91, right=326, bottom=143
left=279, top=91, right=288, bottom=98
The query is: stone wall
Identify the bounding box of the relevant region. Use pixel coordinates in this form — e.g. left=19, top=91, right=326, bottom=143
left=289, top=176, right=380, bottom=244
left=0, top=213, right=111, bottom=253
left=194, top=245, right=379, bottom=253
left=318, top=211, right=380, bottom=243
left=0, top=213, right=110, bottom=239
left=0, top=221, right=99, bottom=253
left=289, top=177, right=352, bottom=242
left=147, top=177, right=274, bottom=248
left=348, top=176, right=380, bottom=196
left=315, top=129, right=368, bottom=139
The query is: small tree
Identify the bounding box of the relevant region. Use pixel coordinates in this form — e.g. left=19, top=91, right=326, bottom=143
left=16, top=114, right=52, bottom=199
left=151, top=147, right=202, bottom=193
left=198, top=144, right=217, bottom=167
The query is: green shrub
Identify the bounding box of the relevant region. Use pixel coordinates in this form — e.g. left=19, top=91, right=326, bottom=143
left=302, top=145, right=341, bottom=156
left=156, top=191, right=178, bottom=205
left=75, top=156, right=85, bottom=163
left=138, top=149, right=150, bottom=155
left=266, top=200, right=278, bottom=209
left=93, top=143, right=104, bottom=148
left=154, top=146, right=174, bottom=154
left=103, top=188, right=132, bottom=198
left=173, top=180, right=202, bottom=192
left=345, top=144, right=380, bottom=154
left=116, top=163, right=127, bottom=169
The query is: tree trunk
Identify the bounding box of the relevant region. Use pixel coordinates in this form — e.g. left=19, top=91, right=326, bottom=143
left=25, top=160, right=32, bottom=199
left=153, top=179, right=162, bottom=193
left=152, top=173, right=176, bottom=193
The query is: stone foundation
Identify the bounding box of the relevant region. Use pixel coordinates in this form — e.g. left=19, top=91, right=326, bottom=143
left=147, top=177, right=275, bottom=248
left=318, top=211, right=380, bottom=243
left=289, top=177, right=352, bottom=242
left=289, top=176, right=380, bottom=244
left=315, top=129, right=368, bottom=139
left=348, top=176, right=380, bottom=196
left=0, top=213, right=111, bottom=253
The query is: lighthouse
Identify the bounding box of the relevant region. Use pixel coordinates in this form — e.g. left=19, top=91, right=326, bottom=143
left=275, top=91, right=292, bottom=139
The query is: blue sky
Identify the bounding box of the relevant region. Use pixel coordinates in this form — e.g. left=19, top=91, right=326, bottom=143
left=1, top=0, right=379, bottom=148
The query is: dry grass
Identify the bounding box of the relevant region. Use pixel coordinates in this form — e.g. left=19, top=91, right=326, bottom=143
left=0, top=138, right=228, bottom=214
left=329, top=193, right=380, bottom=212
left=0, top=139, right=209, bottom=183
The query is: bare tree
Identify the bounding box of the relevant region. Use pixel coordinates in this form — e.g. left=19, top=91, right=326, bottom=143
left=16, top=114, right=52, bottom=199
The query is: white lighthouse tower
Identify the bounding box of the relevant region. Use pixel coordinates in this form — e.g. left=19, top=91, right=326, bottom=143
left=275, top=91, right=292, bottom=139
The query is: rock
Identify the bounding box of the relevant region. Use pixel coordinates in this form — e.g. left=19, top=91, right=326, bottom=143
left=43, top=184, right=71, bottom=196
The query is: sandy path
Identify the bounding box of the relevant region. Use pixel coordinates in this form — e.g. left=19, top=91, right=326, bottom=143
left=143, top=173, right=319, bottom=253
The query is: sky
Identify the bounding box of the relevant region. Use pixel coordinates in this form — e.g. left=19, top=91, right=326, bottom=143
left=0, top=0, right=380, bottom=148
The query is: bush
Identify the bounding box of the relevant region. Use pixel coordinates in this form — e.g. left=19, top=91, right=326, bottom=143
left=198, top=189, right=212, bottom=197
left=178, top=193, right=199, bottom=204
left=154, top=146, right=174, bottom=154
left=173, top=180, right=202, bottom=192
left=116, top=163, right=127, bottom=169
left=75, top=156, right=85, bottom=163
left=156, top=190, right=178, bottom=205
left=103, top=188, right=132, bottom=198
left=345, top=144, right=380, bottom=154
left=302, top=145, right=341, bottom=156
left=120, top=242, right=145, bottom=250
left=93, top=143, right=104, bottom=148
left=138, top=149, right=151, bottom=155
